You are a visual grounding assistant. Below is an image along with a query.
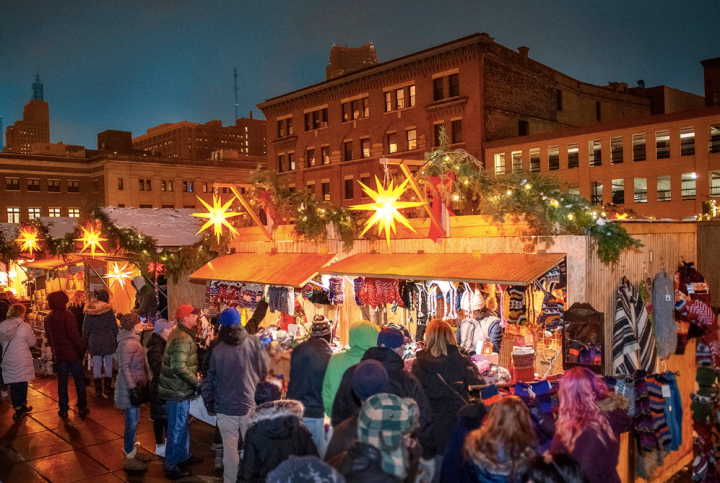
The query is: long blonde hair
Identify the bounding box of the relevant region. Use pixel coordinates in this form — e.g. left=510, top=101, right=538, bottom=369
left=69, top=291, right=86, bottom=308
left=7, top=303, right=26, bottom=320
left=424, top=319, right=456, bottom=357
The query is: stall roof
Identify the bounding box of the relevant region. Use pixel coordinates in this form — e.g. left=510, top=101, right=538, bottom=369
left=320, top=252, right=566, bottom=285
left=190, top=252, right=338, bottom=287
left=23, top=255, right=84, bottom=269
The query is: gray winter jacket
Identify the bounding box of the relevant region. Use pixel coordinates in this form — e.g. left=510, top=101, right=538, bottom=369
left=82, top=301, right=118, bottom=356
left=0, top=317, right=36, bottom=384
left=114, top=330, right=148, bottom=410
left=457, top=310, right=503, bottom=354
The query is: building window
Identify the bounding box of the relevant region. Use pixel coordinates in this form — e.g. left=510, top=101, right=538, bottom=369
left=451, top=120, right=463, bottom=144
left=68, top=208, right=80, bottom=217
left=6, top=178, right=19, bottom=191
left=27, top=179, right=40, bottom=192
left=530, top=148, right=540, bottom=172
left=277, top=118, right=293, bottom=138
left=344, top=178, right=354, bottom=200
left=632, top=134, right=646, bottom=161
left=656, top=130, right=670, bottom=159
left=47, top=179, right=60, bottom=192
left=167, top=181, right=173, bottom=192
left=433, top=78, right=444, bottom=101
left=322, top=182, right=331, bottom=201
left=612, top=179, right=624, bottom=204
left=591, top=182, right=603, bottom=206
left=434, top=124, right=444, bottom=147
left=710, top=171, right=720, bottom=198
left=146, top=180, right=152, bottom=191
left=161, top=180, right=167, bottom=191
left=409, top=85, right=415, bottom=107
left=407, top=129, right=417, bottom=150
left=322, top=146, right=330, bottom=165
left=28, top=208, right=41, bottom=220
left=183, top=181, right=194, bottom=192
left=711, top=124, right=720, bottom=153
left=396, top=89, right=405, bottom=110
left=556, top=89, right=563, bottom=111
left=512, top=151, right=522, bottom=174
left=139, top=179, right=145, bottom=191
left=387, top=133, right=397, bottom=154
left=680, top=128, right=695, bottom=156
left=48, top=208, right=61, bottom=217
left=118, top=178, right=124, bottom=191
left=385, top=92, right=392, bottom=112
left=342, top=103, right=350, bottom=122
left=93, top=179, right=99, bottom=193
left=548, top=146, right=559, bottom=170
left=611, top=137, right=623, bottom=164
left=287, top=117, right=293, bottom=135
left=568, top=143, right=579, bottom=169
left=589, top=140, right=602, bottom=167
left=657, top=175, right=671, bottom=202
left=448, top=74, right=459, bottom=98
left=682, top=172, right=696, bottom=200
left=288, top=152, right=296, bottom=171
left=634, top=178, right=647, bottom=203
left=363, top=98, right=369, bottom=117
left=344, top=141, right=353, bottom=161
left=202, top=182, right=207, bottom=193
left=277, top=119, right=285, bottom=138
left=494, top=153, right=506, bottom=175
left=68, top=180, right=79, bottom=192
left=7, top=207, right=19, bottom=223
left=307, top=183, right=316, bottom=200
left=361, top=138, right=370, bottom=158
left=278, top=154, right=286, bottom=172
left=304, top=108, right=328, bottom=131
left=307, top=148, right=316, bottom=167
left=518, top=120, right=529, bottom=137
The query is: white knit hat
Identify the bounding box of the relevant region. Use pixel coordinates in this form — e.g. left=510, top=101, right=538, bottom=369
left=461, top=288, right=485, bottom=312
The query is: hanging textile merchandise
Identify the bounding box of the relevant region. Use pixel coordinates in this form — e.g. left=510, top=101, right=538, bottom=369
left=613, top=277, right=657, bottom=375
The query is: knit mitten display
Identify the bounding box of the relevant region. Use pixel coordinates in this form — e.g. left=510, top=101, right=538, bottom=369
left=633, top=375, right=658, bottom=452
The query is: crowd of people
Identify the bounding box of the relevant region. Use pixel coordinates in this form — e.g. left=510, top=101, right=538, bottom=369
left=0, top=284, right=635, bottom=483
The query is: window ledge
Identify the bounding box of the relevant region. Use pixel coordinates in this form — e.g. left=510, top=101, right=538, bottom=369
left=272, top=135, right=298, bottom=145
left=341, top=117, right=370, bottom=124
left=428, top=97, right=467, bottom=112
left=383, top=106, right=416, bottom=115
left=304, top=164, right=333, bottom=172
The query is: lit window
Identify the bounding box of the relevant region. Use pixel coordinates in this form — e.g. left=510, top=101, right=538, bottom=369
left=167, top=181, right=173, bottom=192
left=591, top=182, right=603, bottom=205
left=549, top=146, right=559, bottom=170
left=28, top=208, right=41, bottom=220
left=612, top=179, right=624, bottom=204
left=656, top=131, right=670, bottom=159
left=396, top=89, right=404, bottom=110
left=407, top=129, right=417, bottom=150
left=530, top=148, right=540, bottom=172
left=322, top=146, right=330, bottom=165
left=307, top=148, right=316, bottom=167
left=387, top=133, right=397, bottom=154
left=322, top=182, right=331, bottom=201
left=7, top=208, right=19, bottom=223
left=409, top=85, right=416, bottom=107
left=589, top=141, right=602, bottom=167
left=361, top=139, right=370, bottom=158
left=682, top=172, right=696, bottom=200
left=288, top=153, right=295, bottom=171
left=710, top=171, right=720, bottom=198
left=68, top=208, right=80, bottom=217
left=47, top=180, right=60, bottom=192
left=632, top=134, right=646, bottom=161
left=512, top=151, right=522, bottom=174
left=494, top=153, right=506, bottom=175
left=634, top=178, right=647, bottom=203
left=49, top=208, right=61, bottom=217
left=568, top=143, right=579, bottom=169
left=385, top=92, right=392, bottom=112
left=680, top=128, right=695, bottom=156
left=657, top=176, right=671, bottom=202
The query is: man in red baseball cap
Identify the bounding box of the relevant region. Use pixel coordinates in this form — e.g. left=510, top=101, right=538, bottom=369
left=158, top=304, right=203, bottom=478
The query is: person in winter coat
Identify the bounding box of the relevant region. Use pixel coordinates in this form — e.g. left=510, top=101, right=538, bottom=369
left=322, top=320, right=379, bottom=417
left=132, top=276, right=158, bottom=320
left=83, top=289, right=118, bottom=398
left=412, top=319, right=482, bottom=456
left=287, top=316, right=333, bottom=455
left=332, top=328, right=435, bottom=461
left=0, top=292, right=11, bottom=322
left=237, top=399, right=319, bottom=483
left=457, top=291, right=503, bottom=354
left=147, top=318, right=175, bottom=457
left=549, top=367, right=632, bottom=483
left=521, top=453, right=589, bottom=483
left=68, top=291, right=86, bottom=336
left=44, top=290, right=89, bottom=418
left=159, top=304, right=203, bottom=479
left=335, top=393, right=421, bottom=483
left=156, top=274, right=168, bottom=318
left=115, top=313, right=150, bottom=472
left=267, top=456, right=344, bottom=483
left=440, top=403, right=486, bottom=483
left=201, top=307, right=269, bottom=483
left=325, top=360, right=390, bottom=464
left=0, top=304, right=36, bottom=420
left=464, top=396, right=537, bottom=483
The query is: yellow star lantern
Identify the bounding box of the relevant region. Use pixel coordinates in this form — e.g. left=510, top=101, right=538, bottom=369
left=191, top=195, right=241, bottom=243
left=15, top=226, right=41, bottom=257
left=350, top=176, right=425, bottom=245
left=75, top=224, right=108, bottom=257
left=103, top=262, right=133, bottom=289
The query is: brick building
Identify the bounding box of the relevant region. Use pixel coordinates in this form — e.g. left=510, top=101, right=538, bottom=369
left=326, top=43, right=379, bottom=80
left=257, top=33, right=662, bottom=208
left=4, top=75, right=50, bottom=154
left=131, top=115, right=266, bottom=161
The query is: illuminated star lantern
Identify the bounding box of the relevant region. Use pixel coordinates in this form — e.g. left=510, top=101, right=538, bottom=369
left=15, top=226, right=41, bottom=256
left=350, top=176, right=425, bottom=245
left=75, top=224, right=108, bottom=257
left=191, top=195, right=241, bottom=243
left=104, top=262, right=133, bottom=289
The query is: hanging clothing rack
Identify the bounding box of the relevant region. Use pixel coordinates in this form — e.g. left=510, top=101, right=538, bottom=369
left=470, top=371, right=681, bottom=391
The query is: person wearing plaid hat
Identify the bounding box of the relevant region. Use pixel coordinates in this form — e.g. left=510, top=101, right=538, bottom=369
left=336, top=393, right=421, bottom=482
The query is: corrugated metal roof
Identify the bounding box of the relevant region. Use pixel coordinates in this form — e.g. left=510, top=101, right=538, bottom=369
left=190, top=252, right=338, bottom=287
left=320, top=253, right=566, bottom=285
left=23, top=255, right=84, bottom=269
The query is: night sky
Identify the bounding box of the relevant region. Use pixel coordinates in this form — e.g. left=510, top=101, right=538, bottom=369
left=1, top=0, right=719, bottom=149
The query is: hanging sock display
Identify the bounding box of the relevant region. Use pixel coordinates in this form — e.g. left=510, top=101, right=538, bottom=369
left=506, top=285, right=527, bottom=324
left=328, top=277, right=345, bottom=306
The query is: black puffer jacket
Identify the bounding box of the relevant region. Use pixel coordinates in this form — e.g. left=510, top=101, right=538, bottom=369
left=237, top=400, right=318, bottom=483
left=287, top=336, right=333, bottom=419
left=82, top=301, right=118, bottom=356
left=335, top=442, right=402, bottom=483
left=411, top=344, right=482, bottom=453
left=440, top=403, right=486, bottom=483
left=147, top=332, right=168, bottom=421
left=332, top=347, right=436, bottom=459
left=44, top=291, right=86, bottom=364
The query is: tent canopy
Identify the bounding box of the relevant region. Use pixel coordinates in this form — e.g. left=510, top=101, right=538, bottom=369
left=190, top=252, right=338, bottom=287
left=320, top=252, right=566, bottom=285
left=23, top=255, right=84, bottom=270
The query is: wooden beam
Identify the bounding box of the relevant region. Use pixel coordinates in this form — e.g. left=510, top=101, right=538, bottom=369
left=396, top=162, right=446, bottom=238
left=229, top=186, right=273, bottom=241
left=379, top=157, right=425, bottom=166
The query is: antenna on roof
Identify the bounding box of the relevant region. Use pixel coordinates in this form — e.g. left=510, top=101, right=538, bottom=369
left=234, top=68, right=239, bottom=121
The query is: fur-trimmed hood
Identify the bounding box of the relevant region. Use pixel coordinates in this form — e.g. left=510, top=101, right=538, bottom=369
left=84, top=300, right=114, bottom=315
left=247, top=400, right=306, bottom=441
left=597, top=393, right=630, bottom=413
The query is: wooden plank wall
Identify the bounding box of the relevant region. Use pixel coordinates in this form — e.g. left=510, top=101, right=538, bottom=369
left=167, top=276, right=205, bottom=322
left=697, top=222, right=720, bottom=310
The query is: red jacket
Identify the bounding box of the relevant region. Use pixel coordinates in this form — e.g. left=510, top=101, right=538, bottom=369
left=44, top=291, right=86, bottom=363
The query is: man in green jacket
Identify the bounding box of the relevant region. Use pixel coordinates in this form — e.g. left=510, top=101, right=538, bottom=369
left=159, top=304, right=203, bottom=479
left=321, top=320, right=379, bottom=419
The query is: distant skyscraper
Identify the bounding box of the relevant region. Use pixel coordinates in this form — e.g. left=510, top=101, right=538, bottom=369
left=3, top=75, right=50, bottom=153
left=326, top=43, right=378, bottom=80
left=32, top=73, right=44, bottom=101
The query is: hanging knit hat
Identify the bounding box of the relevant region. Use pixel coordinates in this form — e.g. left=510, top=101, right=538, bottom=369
left=461, top=289, right=485, bottom=312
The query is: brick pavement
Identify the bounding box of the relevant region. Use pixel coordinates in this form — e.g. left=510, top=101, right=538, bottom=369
left=0, top=375, right=220, bottom=483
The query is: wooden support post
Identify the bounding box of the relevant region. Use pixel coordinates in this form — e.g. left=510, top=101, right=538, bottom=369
left=380, top=158, right=446, bottom=238
left=228, top=186, right=273, bottom=241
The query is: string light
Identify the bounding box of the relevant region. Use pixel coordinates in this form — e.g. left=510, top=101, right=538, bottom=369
left=103, top=262, right=132, bottom=289
left=75, top=224, right=108, bottom=257
left=15, top=226, right=41, bottom=256
left=191, top=194, right=241, bottom=243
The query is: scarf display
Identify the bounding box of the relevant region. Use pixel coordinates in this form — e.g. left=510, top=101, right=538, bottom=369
left=613, top=279, right=657, bottom=374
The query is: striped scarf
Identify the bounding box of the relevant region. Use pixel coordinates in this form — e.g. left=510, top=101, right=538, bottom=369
left=613, top=280, right=657, bottom=375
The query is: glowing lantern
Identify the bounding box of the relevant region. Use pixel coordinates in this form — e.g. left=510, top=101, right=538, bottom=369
left=103, top=262, right=133, bottom=289
left=75, top=224, right=108, bottom=257
left=15, top=226, right=41, bottom=256
left=350, top=176, right=425, bottom=245
left=191, top=195, right=241, bottom=243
